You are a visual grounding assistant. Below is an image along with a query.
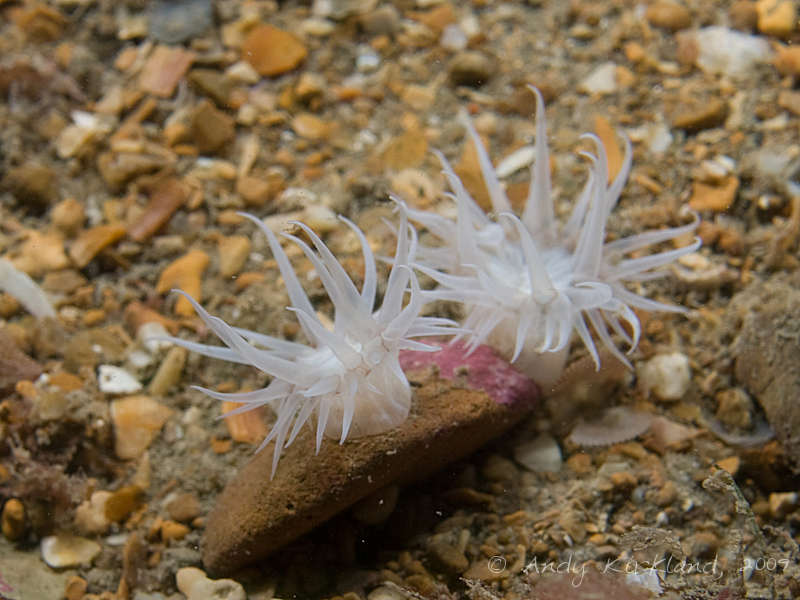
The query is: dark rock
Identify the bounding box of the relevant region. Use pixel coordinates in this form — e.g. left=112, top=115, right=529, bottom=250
left=733, top=274, right=800, bottom=473
left=202, top=345, right=537, bottom=575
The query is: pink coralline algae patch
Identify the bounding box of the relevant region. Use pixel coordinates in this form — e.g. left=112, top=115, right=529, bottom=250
left=399, top=340, right=539, bottom=406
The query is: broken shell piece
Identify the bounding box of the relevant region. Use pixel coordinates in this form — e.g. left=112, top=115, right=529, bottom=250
left=568, top=406, right=654, bottom=447
left=155, top=250, right=210, bottom=316
left=645, top=416, right=700, bottom=453
left=111, top=395, right=173, bottom=459
left=41, top=534, right=101, bottom=568
left=0, top=258, right=55, bottom=318
left=98, top=365, right=143, bottom=394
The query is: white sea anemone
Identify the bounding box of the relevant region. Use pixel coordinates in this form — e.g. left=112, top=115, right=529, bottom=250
left=163, top=212, right=458, bottom=476
left=401, top=87, right=700, bottom=385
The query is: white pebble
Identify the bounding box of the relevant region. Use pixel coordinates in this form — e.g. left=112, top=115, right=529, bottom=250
left=98, top=365, right=143, bottom=394
left=639, top=353, right=691, bottom=402
left=127, top=349, right=154, bottom=370
left=693, top=27, right=772, bottom=79
left=440, top=24, right=467, bottom=51
left=626, top=122, right=673, bottom=155
left=513, top=433, right=562, bottom=472
left=176, top=567, right=246, bottom=600
left=578, top=62, right=618, bottom=95
left=356, top=48, right=380, bottom=72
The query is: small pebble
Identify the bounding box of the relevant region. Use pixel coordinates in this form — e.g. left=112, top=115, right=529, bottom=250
left=105, top=485, right=144, bottom=522
left=75, top=491, right=113, bottom=535
left=440, top=24, right=467, bottom=51
left=10, top=230, right=70, bottom=276
left=97, top=152, right=164, bottom=190
left=1, top=498, right=26, bottom=540
left=448, top=51, right=493, bottom=87
left=715, top=387, right=753, bottom=430
left=242, top=24, right=308, bottom=77
left=128, top=178, right=189, bottom=243
left=161, top=520, right=190, bottom=542
left=63, top=576, right=88, bottom=600
left=221, top=401, right=269, bottom=445
left=688, top=176, right=739, bottom=212
left=155, top=249, right=210, bottom=316
left=358, top=5, right=401, bottom=35
left=148, top=0, right=212, bottom=44
left=672, top=99, right=728, bottom=132
left=166, top=492, right=203, bottom=523
left=175, top=567, right=246, bottom=600
left=236, top=175, right=273, bottom=207
left=148, top=346, right=187, bottom=396
left=139, top=45, right=196, bottom=98
left=51, top=198, right=85, bottom=235
left=314, top=0, right=378, bottom=19
left=756, top=0, right=796, bottom=37
left=291, top=113, right=331, bottom=140
left=190, top=101, right=236, bottom=154
left=4, top=163, right=58, bottom=207
left=774, top=45, right=800, bottom=77
left=730, top=1, right=759, bottom=30
left=639, top=353, right=691, bottom=402
left=645, top=1, right=691, bottom=31
left=69, top=224, right=126, bottom=268
left=768, top=491, right=797, bottom=517
left=579, top=62, right=618, bottom=95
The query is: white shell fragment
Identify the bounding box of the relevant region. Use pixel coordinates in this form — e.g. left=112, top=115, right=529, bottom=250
left=176, top=567, right=246, bottom=600
left=568, top=407, right=654, bottom=447
left=513, top=433, right=563, bottom=472
left=98, top=365, right=143, bottom=394
left=495, top=145, right=535, bottom=178
left=0, top=258, right=56, bottom=318
left=41, top=534, right=101, bottom=568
